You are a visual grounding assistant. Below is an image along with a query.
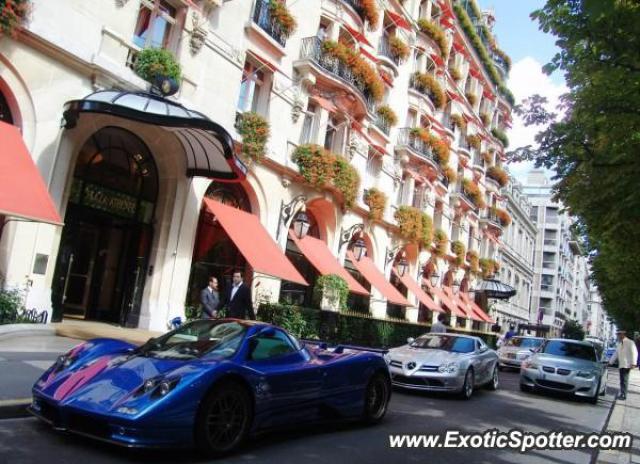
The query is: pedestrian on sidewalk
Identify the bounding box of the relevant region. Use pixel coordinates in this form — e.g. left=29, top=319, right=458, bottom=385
left=609, top=330, right=638, bottom=400
left=430, top=314, right=447, bottom=333
left=635, top=335, right=640, bottom=371
left=200, top=276, right=220, bottom=319
left=223, top=270, right=255, bottom=320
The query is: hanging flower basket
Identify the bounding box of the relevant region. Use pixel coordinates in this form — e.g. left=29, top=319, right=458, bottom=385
left=236, top=112, right=270, bottom=164
left=268, top=0, right=297, bottom=38
left=433, top=229, right=449, bottom=257
left=388, top=35, right=410, bottom=62
left=416, top=18, right=448, bottom=58
left=134, top=48, right=182, bottom=83
left=0, top=0, right=30, bottom=37
left=411, top=72, right=446, bottom=109
left=394, top=206, right=433, bottom=248
left=486, top=165, right=509, bottom=187
left=364, top=187, right=387, bottom=222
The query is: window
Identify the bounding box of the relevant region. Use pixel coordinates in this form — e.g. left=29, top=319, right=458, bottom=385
left=366, top=149, right=383, bottom=180
left=467, top=226, right=475, bottom=251
left=237, top=60, right=269, bottom=115
left=299, top=102, right=318, bottom=144
left=133, top=0, right=180, bottom=50
left=323, top=115, right=349, bottom=155
left=412, top=183, right=425, bottom=209
left=529, top=205, right=538, bottom=222
left=249, top=330, right=297, bottom=361
left=545, top=207, right=559, bottom=223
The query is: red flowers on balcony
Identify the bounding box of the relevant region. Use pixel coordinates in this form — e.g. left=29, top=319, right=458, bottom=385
left=411, top=72, right=446, bottom=109
left=486, top=165, right=509, bottom=187
left=395, top=206, right=433, bottom=248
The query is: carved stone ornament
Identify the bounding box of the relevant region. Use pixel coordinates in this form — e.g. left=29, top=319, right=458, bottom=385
left=190, top=10, right=208, bottom=55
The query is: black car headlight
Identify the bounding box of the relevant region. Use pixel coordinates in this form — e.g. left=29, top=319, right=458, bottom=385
left=152, top=377, right=181, bottom=398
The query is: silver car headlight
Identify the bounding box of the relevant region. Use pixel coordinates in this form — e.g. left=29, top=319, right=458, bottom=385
left=438, top=362, right=458, bottom=374
left=576, top=370, right=597, bottom=379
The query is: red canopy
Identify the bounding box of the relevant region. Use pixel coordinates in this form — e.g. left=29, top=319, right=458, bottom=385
left=348, top=251, right=411, bottom=306
left=0, top=122, right=62, bottom=225
left=423, top=280, right=466, bottom=317
left=202, top=198, right=307, bottom=285
left=344, top=24, right=372, bottom=47
left=386, top=10, right=411, bottom=31
left=460, top=293, right=494, bottom=323
left=290, top=233, right=368, bottom=295
left=393, top=269, right=444, bottom=313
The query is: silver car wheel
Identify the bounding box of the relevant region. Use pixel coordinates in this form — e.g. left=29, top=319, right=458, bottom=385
left=488, top=366, right=499, bottom=390
left=461, top=370, right=474, bottom=399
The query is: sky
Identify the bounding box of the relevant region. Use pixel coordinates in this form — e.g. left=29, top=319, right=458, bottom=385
left=477, top=0, right=567, bottom=183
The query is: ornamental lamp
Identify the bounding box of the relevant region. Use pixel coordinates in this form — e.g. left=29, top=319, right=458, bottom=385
left=292, top=208, right=310, bottom=240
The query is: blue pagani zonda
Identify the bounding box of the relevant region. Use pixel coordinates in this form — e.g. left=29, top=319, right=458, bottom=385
left=29, top=319, right=391, bottom=456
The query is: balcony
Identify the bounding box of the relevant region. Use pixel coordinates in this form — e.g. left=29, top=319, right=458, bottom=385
left=480, top=212, right=503, bottom=232
left=396, top=128, right=440, bottom=170
left=452, top=183, right=478, bottom=212
left=472, top=151, right=485, bottom=173
left=297, top=37, right=376, bottom=115
left=374, top=113, right=392, bottom=136
left=253, top=0, right=288, bottom=47
left=492, top=52, right=509, bottom=78
left=378, top=36, right=400, bottom=67
left=341, top=0, right=365, bottom=21
left=409, top=73, right=442, bottom=109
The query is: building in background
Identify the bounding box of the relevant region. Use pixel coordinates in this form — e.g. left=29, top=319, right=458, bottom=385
left=0, top=0, right=514, bottom=331
left=493, top=177, right=535, bottom=329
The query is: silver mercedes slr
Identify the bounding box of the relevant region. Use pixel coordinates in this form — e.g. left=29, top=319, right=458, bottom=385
left=497, top=336, right=545, bottom=370
left=520, top=338, right=607, bottom=403
left=386, top=333, right=499, bottom=399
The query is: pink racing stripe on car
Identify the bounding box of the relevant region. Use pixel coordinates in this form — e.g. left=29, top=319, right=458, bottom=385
left=53, top=357, right=111, bottom=400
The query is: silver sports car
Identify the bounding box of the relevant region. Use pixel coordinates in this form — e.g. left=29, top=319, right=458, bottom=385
left=386, top=334, right=499, bottom=399
left=520, top=338, right=607, bottom=403
left=497, top=336, right=545, bottom=370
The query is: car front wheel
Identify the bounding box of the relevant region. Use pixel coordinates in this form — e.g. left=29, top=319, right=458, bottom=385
left=195, top=380, right=253, bottom=457
left=486, top=366, right=499, bottom=391
left=460, top=369, right=474, bottom=400
left=362, top=372, right=391, bottom=424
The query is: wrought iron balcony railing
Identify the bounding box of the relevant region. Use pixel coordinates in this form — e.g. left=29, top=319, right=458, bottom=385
left=397, top=128, right=438, bottom=165
left=374, top=113, right=391, bottom=135
left=299, top=37, right=375, bottom=113
left=453, top=182, right=478, bottom=210
left=253, top=0, right=288, bottom=47
left=378, top=36, right=400, bottom=66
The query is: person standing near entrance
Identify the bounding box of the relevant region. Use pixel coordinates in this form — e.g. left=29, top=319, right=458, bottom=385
left=609, top=330, right=638, bottom=400
left=200, top=276, right=220, bottom=319
left=430, top=314, right=447, bottom=333
left=224, top=271, right=255, bottom=320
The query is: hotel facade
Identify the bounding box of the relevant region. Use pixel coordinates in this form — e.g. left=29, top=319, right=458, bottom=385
left=0, top=0, right=514, bottom=331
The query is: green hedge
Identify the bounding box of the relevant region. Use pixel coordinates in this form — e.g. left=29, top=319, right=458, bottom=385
left=258, top=303, right=498, bottom=349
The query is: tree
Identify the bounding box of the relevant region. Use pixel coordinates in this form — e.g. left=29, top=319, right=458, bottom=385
left=507, top=0, right=640, bottom=330
left=561, top=319, right=585, bottom=341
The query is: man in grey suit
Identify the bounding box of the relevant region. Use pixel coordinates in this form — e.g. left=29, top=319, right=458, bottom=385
left=200, top=276, right=220, bottom=318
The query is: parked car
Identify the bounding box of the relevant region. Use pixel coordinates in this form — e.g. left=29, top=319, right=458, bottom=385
left=29, top=319, right=391, bottom=456
left=604, top=343, right=617, bottom=366
left=497, top=336, right=545, bottom=370
left=520, top=338, right=607, bottom=403
left=386, top=333, right=499, bottom=399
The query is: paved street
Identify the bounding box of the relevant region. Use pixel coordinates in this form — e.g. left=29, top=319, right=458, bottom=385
left=0, top=369, right=617, bottom=464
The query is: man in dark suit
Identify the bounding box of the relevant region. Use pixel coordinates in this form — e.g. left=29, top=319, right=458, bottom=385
left=200, top=276, right=220, bottom=318
left=224, top=271, right=255, bottom=320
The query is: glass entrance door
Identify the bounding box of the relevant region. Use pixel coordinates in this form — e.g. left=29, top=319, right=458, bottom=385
left=59, top=225, right=99, bottom=318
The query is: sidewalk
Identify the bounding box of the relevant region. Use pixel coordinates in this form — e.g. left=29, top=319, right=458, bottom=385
left=52, top=318, right=161, bottom=345
left=597, top=369, right=640, bottom=464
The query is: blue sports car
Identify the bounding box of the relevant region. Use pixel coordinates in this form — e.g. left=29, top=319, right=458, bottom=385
left=29, top=319, right=391, bottom=456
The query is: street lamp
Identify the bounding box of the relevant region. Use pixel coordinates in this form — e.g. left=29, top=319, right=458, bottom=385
left=351, top=234, right=367, bottom=261
left=292, top=207, right=310, bottom=240
left=276, top=195, right=307, bottom=241
left=396, top=253, right=409, bottom=277
left=429, top=270, right=440, bottom=287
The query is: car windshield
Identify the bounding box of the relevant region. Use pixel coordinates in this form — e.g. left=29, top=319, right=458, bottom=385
left=506, top=338, right=544, bottom=349
left=542, top=340, right=596, bottom=361
left=411, top=335, right=475, bottom=353
left=139, top=320, right=247, bottom=360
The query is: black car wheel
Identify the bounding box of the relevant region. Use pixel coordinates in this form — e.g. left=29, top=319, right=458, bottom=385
left=460, top=369, right=474, bottom=400
left=487, top=365, right=499, bottom=391
left=519, top=382, right=533, bottom=393
left=195, top=380, right=253, bottom=457
left=588, top=380, right=601, bottom=404
left=362, top=372, right=391, bottom=424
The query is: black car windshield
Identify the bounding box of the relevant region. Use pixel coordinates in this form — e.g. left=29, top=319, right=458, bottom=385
left=411, top=335, right=475, bottom=353
left=507, top=338, right=544, bottom=349
left=542, top=341, right=596, bottom=361
left=140, top=320, right=247, bottom=360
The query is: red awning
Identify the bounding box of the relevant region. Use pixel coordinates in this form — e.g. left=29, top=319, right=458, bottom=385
left=469, top=67, right=482, bottom=79
left=430, top=52, right=444, bottom=67
left=310, top=95, right=337, bottom=113
left=360, top=47, right=379, bottom=63
left=344, top=24, right=372, bottom=47
left=483, top=88, right=495, bottom=101
left=460, top=293, right=494, bottom=323
left=393, top=269, right=444, bottom=313
left=446, top=288, right=484, bottom=322
left=348, top=251, right=411, bottom=306
left=447, top=90, right=463, bottom=102
left=452, top=41, right=466, bottom=55
left=246, top=50, right=280, bottom=74
left=386, top=10, right=411, bottom=31
left=290, top=232, right=369, bottom=295
left=423, top=280, right=466, bottom=317
left=0, top=122, right=62, bottom=225
left=202, top=198, right=307, bottom=285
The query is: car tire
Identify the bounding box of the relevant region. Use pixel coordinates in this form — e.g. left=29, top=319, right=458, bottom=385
left=588, top=380, right=601, bottom=404
left=362, top=371, right=391, bottom=424
left=195, top=379, right=253, bottom=457
left=459, top=369, right=474, bottom=400
left=486, top=365, right=499, bottom=391
left=519, top=382, right=532, bottom=393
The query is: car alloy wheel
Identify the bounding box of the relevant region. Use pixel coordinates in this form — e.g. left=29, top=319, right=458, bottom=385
left=461, top=369, right=474, bottom=400
left=488, top=366, right=499, bottom=390
left=196, top=381, right=252, bottom=457
left=363, top=372, right=391, bottom=423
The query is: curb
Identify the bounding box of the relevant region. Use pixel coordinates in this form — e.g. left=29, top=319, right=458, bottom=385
left=0, top=398, right=32, bottom=420
left=0, top=324, right=55, bottom=341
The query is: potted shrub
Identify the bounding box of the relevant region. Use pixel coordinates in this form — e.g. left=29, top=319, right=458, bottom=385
left=486, top=165, right=509, bottom=187
left=388, top=36, right=410, bottom=62
left=268, top=0, right=297, bottom=38
left=411, top=72, right=446, bottom=109
left=491, top=206, right=512, bottom=226
left=0, top=0, right=30, bottom=37
left=450, top=66, right=462, bottom=81
left=491, top=127, right=509, bottom=147
left=480, top=112, right=491, bottom=126
left=465, top=91, right=477, bottom=106
left=376, top=105, right=398, bottom=127
left=451, top=114, right=466, bottom=131
left=482, top=151, right=493, bottom=164
left=468, top=250, right=480, bottom=275
left=416, top=18, right=448, bottom=57
left=442, top=166, right=457, bottom=183
left=452, top=240, right=466, bottom=266
left=461, top=178, right=486, bottom=209
left=433, top=229, right=449, bottom=257
left=467, top=134, right=482, bottom=150
left=134, top=48, right=182, bottom=84
left=313, top=274, right=349, bottom=312
left=394, top=206, right=433, bottom=248
left=361, top=0, right=380, bottom=28
left=364, top=188, right=387, bottom=222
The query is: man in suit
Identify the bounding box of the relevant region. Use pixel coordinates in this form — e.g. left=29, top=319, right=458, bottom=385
left=609, top=329, right=638, bottom=400
left=224, top=271, right=255, bottom=320
left=200, top=276, right=220, bottom=318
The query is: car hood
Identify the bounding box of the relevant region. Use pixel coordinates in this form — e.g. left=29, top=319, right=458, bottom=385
left=532, top=354, right=598, bottom=371
left=388, top=345, right=464, bottom=366
left=35, top=353, right=212, bottom=413
left=498, top=346, right=533, bottom=356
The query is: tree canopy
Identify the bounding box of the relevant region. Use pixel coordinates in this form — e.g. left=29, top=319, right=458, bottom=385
left=507, top=0, right=640, bottom=330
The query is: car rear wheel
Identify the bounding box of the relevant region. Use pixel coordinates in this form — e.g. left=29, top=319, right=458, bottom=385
left=459, top=369, right=474, bottom=400
left=486, top=366, right=499, bottom=391
left=195, top=380, right=253, bottom=457
left=362, top=372, right=391, bottom=424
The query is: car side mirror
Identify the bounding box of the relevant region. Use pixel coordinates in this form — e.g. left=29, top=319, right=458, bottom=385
left=407, top=337, right=415, bottom=345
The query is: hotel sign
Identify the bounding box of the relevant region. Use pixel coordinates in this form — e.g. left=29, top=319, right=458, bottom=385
left=69, top=179, right=153, bottom=223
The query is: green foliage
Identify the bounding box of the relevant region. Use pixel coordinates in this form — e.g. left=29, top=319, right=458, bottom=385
left=452, top=240, right=466, bottom=266
left=257, top=304, right=497, bottom=348
left=184, top=305, right=200, bottom=321
left=0, top=0, right=30, bottom=36
left=134, top=48, right=181, bottom=83
left=237, top=112, right=270, bottom=164
left=0, top=287, right=24, bottom=324
left=313, top=274, right=349, bottom=311
left=394, top=206, right=433, bottom=248
left=510, top=0, right=640, bottom=330
left=491, top=127, right=509, bottom=148
left=561, top=319, right=585, bottom=341
left=416, top=19, right=449, bottom=58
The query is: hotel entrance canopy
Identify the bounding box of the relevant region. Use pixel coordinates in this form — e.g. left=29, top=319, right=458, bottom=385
left=63, top=90, right=247, bottom=181
left=0, top=121, right=62, bottom=226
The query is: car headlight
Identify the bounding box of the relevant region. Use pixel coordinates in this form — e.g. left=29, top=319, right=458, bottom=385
left=152, top=377, right=180, bottom=398
left=383, top=353, right=391, bottom=365
left=438, top=362, right=458, bottom=374
left=576, top=370, right=597, bottom=378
